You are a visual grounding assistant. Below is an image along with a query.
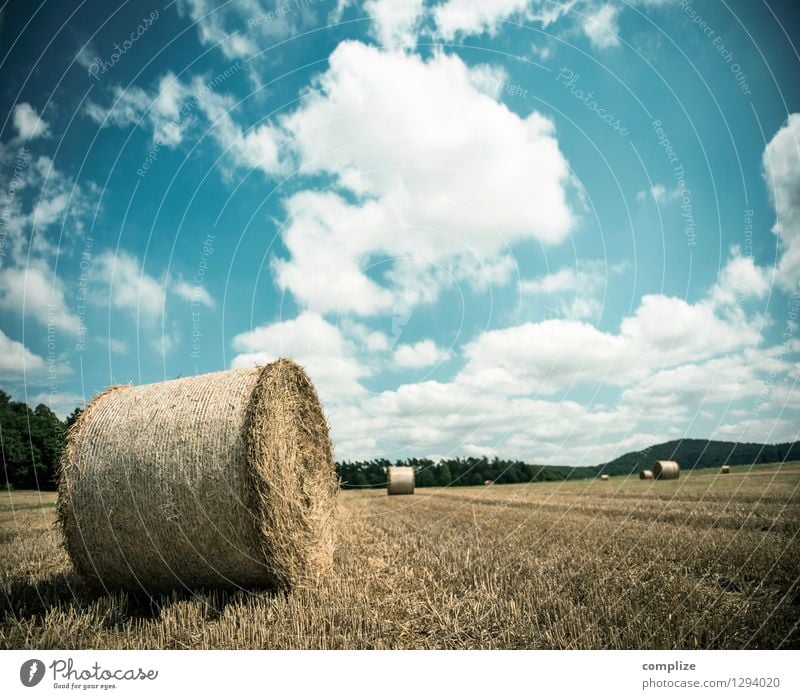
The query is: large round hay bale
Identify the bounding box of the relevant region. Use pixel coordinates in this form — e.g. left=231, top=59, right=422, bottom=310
left=387, top=466, right=415, bottom=495
left=721, top=465, right=731, bottom=474
left=599, top=474, right=610, bottom=481
left=640, top=470, right=654, bottom=480
left=652, top=460, right=680, bottom=480
left=57, top=359, right=337, bottom=593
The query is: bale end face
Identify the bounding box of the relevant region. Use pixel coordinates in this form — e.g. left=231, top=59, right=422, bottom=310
left=387, top=466, right=415, bottom=495
left=652, top=460, right=680, bottom=480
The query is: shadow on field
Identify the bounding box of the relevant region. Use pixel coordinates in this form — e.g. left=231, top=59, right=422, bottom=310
left=1, top=568, right=277, bottom=629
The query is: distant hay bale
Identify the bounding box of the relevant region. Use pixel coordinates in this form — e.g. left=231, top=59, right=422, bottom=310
left=600, top=474, right=610, bottom=481
left=57, top=360, right=337, bottom=593
left=652, top=460, right=680, bottom=480
left=721, top=465, right=731, bottom=474
left=387, top=466, right=415, bottom=495
left=484, top=480, right=494, bottom=486
left=640, top=470, right=654, bottom=480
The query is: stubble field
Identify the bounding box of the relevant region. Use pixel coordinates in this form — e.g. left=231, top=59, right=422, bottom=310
left=2, top=462, right=799, bottom=649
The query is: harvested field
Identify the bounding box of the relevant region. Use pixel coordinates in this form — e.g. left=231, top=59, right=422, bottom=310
left=1, top=462, right=799, bottom=649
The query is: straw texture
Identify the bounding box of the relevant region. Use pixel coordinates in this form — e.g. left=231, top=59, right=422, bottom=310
left=640, top=470, right=654, bottom=480
left=387, top=466, right=415, bottom=495
left=57, top=360, right=337, bottom=593
left=652, top=460, right=680, bottom=480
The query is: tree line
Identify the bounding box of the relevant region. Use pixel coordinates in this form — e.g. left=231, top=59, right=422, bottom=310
left=2, top=389, right=798, bottom=491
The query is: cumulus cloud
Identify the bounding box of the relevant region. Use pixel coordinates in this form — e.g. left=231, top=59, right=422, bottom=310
left=365, top=0, right=424, bottom=49
left=231, top=311, right=369, bottom=401
left=520, top=259, right=628, bottom=320
left=393, top=339, right=450, bottom=368
left=0, top=329, right=47, bottom=376
left=434, top=0, right=573, bottom=41
left=172, top=278, right=216, bottom=309
left=85, top=73, right=196, bottom=147
left=92, top=250, right=166, bottom=324
left=12, top=103, right=50, bottom=140
left=273, top=41, right=575, bottom=314
left=763, top=112, right=800, bottom=293
left=0, top=263, right=79, bottom=334
left=311, top=251, right=783, bottom=461
left=581, top=3, right=621, bottom=49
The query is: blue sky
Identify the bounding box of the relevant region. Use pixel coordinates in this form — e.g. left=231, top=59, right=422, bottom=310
left=0, top=0, right=798, bottom=464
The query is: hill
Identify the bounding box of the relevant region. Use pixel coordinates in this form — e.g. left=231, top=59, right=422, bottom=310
left=598, top=438, right=800, bottom=476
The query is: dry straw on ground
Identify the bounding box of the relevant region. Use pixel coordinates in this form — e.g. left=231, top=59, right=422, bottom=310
left=57, top=359, right=337, bottom=594
left=387, top=466, right=415, bottom=495
left=721, top=465, right=731, bottom=474
left=652, top=460, right=680, bottom=480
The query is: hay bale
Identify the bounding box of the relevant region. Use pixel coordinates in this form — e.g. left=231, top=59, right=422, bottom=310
left=57, top=359, right=337, bottom=593
left=640, top=470, right=654, bottom=480
left=387, top=466, right=414, bottom=495
left=600, top=474, right=610, bottom=481
left=652, top=460, right=680, bottom=480
left=721, top=465, right=731, bottom=474
left=484, top=480, right=494, bottom=486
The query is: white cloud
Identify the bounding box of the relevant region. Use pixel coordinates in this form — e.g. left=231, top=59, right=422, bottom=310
left=0, top=329, right=46, bottom=376
left=365, top=0, right=424, bottom=49
left=85, top=73, right=196, bottom=147
left=274, top=41, right=575, bottom=315
left=0, top=263, right=79, bottom=334
left=92, top=250, right=166, bottom=324
left=12, top=103, right=49, bottom=140
left=231, top=311, right=369, bottom=401
left=176, top=0, right=302, bottom=60
left=434, top=0, right=573, bottom=41
left=393, top=339, right=450, bottom=368
left=520, top=259, right=628, bottom=320
left=172, top=278, right=216, bottom=309
left=636, top=183, right=681, bottom=204
left=322, top=249, right=778, bottom=461
left=763, top=112, right=800, bottom=293
left=29, top=391, right=84, bottom=419
left=581, top=3, right=621, bottom=49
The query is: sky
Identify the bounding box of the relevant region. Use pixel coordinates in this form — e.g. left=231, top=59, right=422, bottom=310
left=0, top=0, right=798, bottom=465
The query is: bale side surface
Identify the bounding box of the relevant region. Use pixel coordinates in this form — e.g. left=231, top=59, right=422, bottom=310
left=652, top=460, right=680, bottom=480
left=640, top=470, right=654, bottom=480
left=387, top=466, right=415, bottom=495
left=57, top=360, right=336, bottom=592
